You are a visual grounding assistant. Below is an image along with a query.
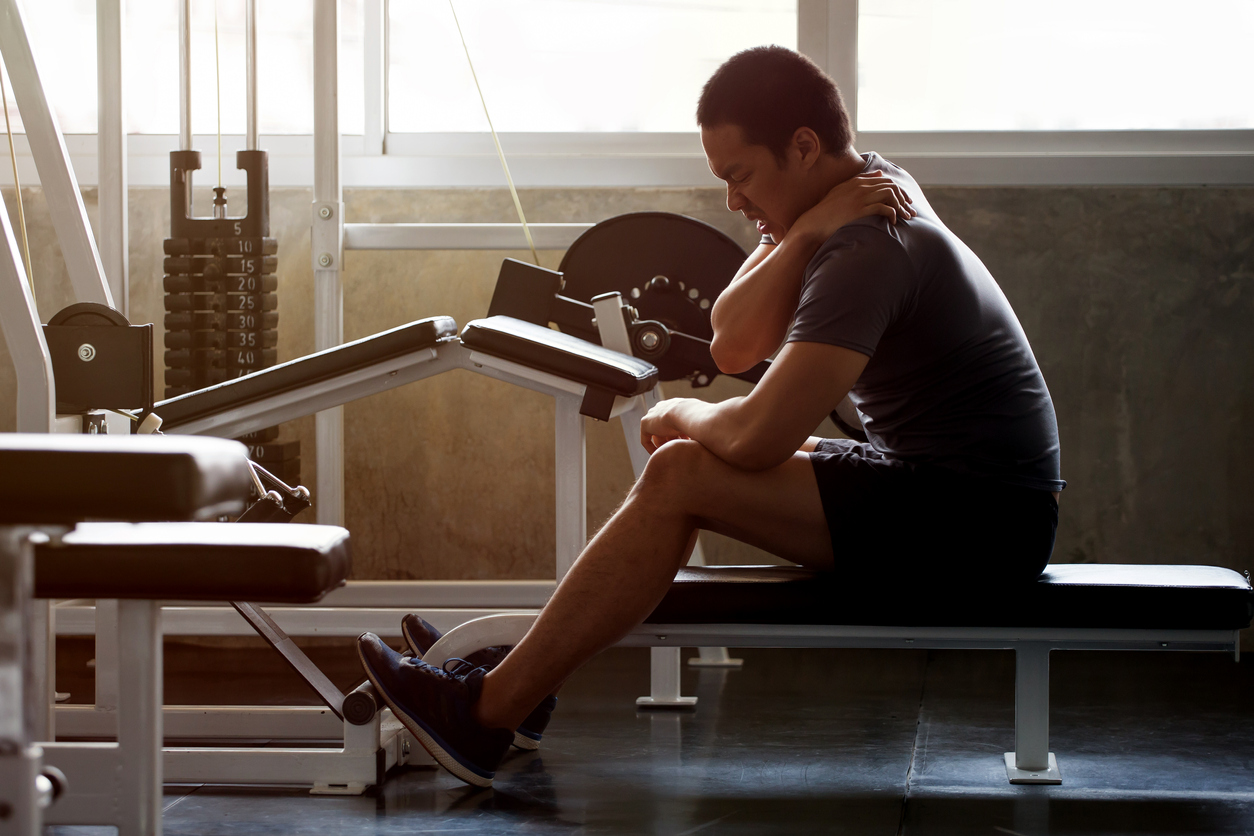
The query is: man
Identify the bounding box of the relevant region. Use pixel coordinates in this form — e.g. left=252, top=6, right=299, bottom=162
left=356, top=45, right=1065, bottom=788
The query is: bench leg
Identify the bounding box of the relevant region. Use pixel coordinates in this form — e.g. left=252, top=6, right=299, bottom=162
left=636, top=648, right=697, bottom=708
left=116, top=599, right=162, bottom=836
left=95, top=599, right=120, bottom=717
left=1005, top=642, right=1061, bottom=784
left=555, top=393, right=587, bottom=582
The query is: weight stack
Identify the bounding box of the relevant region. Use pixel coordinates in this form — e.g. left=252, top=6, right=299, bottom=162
left=163, top=148, right=300, bottom=485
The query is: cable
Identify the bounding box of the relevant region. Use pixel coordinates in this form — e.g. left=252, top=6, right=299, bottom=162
left=0, top=58, right=35, bottom=300
left=447, top=0, right=539, bottom=266
left=214, top=0, right=222, bottom=189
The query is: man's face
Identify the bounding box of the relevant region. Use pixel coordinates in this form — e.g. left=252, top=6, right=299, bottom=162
left=700, top=123, right=814, bottom=240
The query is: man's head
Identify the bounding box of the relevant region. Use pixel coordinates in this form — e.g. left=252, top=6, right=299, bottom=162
left=697, top=46, right=856, bottom=239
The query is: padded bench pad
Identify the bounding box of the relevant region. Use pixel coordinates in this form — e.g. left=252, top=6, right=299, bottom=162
left=157, top=316, right=458, bottom=430
left=0, top=434, right=252, bottom=524
left=34, top=522, right=350, bottom=603
left=646, top=564, right=1254, bottom=631
left=461, top=315, right=658, bottom=398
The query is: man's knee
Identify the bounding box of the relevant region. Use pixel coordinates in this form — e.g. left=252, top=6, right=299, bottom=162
left=634, top=440, right=717, bottom=506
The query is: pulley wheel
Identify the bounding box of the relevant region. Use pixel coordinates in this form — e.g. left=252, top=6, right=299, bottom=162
left=558, top=212, right=747, bottom=344
left=47, top=301, right=130, bottom=327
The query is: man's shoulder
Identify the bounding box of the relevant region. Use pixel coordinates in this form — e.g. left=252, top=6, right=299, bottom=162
left=807, top=218, right=915, bottom=278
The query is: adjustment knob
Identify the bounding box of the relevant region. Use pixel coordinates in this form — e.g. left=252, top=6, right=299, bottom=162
left=648, top=275, right=671, bottom=292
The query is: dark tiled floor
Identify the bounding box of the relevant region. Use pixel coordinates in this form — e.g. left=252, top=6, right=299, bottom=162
left=49, top=642, right=1254, bottom=835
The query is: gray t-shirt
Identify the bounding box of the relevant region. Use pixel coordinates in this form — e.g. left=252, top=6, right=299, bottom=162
left=787, top=153, right=1065, bottom=492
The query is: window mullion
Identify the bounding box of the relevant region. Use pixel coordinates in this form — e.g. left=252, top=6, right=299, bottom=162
left=363, top=0, right=385, bottom=155
left=825, top=0, right=858, bottom=132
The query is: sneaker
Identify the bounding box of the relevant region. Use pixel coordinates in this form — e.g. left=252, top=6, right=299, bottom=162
left=356, top=632, right=512, bottom=787
left=401, top=613, right=556, bottom=751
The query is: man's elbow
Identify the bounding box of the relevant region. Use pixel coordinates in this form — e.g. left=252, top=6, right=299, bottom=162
left=722, top=436, right=791, bottom=472
left=710, top=335, right=762, bottom=377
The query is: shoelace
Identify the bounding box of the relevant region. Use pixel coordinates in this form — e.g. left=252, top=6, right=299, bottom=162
left=441, top=657, right=490, bottom=679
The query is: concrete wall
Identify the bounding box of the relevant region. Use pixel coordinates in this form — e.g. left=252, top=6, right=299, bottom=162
left=3, top=183, right=1252, bottom=590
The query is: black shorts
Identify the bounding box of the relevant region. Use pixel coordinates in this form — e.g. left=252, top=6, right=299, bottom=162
left=809, top=438, right=1058, bottom=586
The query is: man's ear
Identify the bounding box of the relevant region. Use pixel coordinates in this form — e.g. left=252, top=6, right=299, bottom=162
left=791, top=127, right=822, bottom=170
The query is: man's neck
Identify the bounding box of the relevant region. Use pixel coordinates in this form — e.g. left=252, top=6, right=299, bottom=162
left=817, top=146, right=868, bottom=192
left=791, top=146, right=867, bottom=217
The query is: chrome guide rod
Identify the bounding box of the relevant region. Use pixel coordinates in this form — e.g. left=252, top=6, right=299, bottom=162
left=177, top=0, right=192, bottom=221
left=178, top=0, right=191, bottom=152
left=246, top=0, right=257, bottom=151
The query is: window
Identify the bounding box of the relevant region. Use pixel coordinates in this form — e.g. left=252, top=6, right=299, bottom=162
left=1, top=0, right=1250, bottom=188
left=0, top=0, right=362, bottom=135
left=388, top=0, right=796, bottom=133
left=857, top=0, right=1254, bottom=132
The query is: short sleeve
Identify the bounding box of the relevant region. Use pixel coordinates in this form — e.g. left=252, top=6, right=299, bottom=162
left=760, top=233, right=777, bottom=246
left=787, top=225, right=916, bottom=358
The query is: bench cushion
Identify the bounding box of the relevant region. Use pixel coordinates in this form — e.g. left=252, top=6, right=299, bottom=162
left=34, top=522, right=350, bottom=603
left=157, top=316, right=458, bottom=430
left=646, top=564, right=1254, bottom=631
left=0, top=434, right=252, bottom=524
left=460, top=315, right=658, bottom=399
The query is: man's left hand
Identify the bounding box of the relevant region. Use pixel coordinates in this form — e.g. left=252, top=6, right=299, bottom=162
left=640, top=399, right=696, bottom=454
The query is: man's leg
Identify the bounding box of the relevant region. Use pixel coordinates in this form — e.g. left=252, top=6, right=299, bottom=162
left=474, top=438, right=833, bottom=731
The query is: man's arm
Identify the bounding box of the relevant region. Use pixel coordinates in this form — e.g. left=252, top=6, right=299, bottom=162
left=710, top=173, right=915, bottom=376
left=640, top=341, right=870, bottom=471
left=710, top=233, right=827, bottom=375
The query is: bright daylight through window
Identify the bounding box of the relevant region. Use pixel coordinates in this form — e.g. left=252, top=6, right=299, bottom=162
left=857, top=0, right=1254, bottom=131
left=388, top=0, right=796, bottom=133
left=0, top=0, right=363, bottom=135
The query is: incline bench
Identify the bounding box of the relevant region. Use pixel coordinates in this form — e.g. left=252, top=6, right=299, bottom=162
left=0, top=434, right=349, bottom=835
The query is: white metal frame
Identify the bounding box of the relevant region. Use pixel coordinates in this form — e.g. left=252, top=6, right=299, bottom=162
left=0, top=529, right=49, bottom=836
left=4, top=0, right=711, bottom=785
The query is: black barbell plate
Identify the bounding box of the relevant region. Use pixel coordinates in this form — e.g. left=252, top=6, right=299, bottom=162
left=558, top=212, right=747, bottom=344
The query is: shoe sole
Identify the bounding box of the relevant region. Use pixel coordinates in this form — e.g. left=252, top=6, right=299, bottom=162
left=404, top=619, right=542, bottom=753
left=356, top=641, right=495, bottom=788
left=401, top=620, right=425, bottom=658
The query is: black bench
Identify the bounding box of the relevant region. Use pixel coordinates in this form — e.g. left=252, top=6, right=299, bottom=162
left=420, top=562, right=1251, bottom=785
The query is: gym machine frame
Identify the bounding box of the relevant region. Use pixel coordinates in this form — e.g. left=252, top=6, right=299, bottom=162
left=48, top=0, right=732, bottom=757
left=3, top=0, right=720, bottom=795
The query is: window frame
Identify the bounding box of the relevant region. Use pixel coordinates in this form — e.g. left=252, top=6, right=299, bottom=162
left=3, top=0, right=1252, bottom=190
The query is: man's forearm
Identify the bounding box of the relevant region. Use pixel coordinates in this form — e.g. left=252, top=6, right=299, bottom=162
left=710, top=231, right=826, bottom=373
left=662, top=397, right=747, bottom=465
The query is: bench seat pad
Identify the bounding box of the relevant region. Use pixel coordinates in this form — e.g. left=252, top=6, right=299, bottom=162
left=646, top=564, right=1254, bottom=631
left=460, top=315, right=658, bottom=398
left=34, top=522, right=350, bottom=603
left=0, top=434, right=252, bottom=524
left=157, top=316, right=458, bottom=430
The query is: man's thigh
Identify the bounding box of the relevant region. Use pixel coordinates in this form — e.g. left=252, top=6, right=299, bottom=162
left=655, top=442, right=833, bottom=571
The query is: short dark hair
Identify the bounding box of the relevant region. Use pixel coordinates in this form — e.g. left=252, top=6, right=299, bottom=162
left=696, top=46, right=853, bottom=161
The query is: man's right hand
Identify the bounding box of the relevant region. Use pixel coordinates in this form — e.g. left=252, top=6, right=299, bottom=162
left=788, top=171, right=916, bottom=245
